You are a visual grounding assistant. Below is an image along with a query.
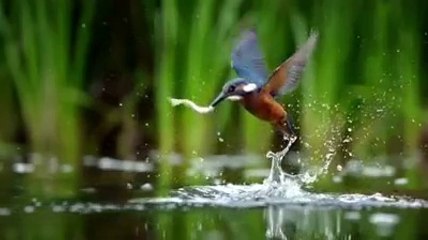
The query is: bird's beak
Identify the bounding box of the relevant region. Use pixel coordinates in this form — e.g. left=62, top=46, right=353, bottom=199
left=210, top=92, right=226, bottom=107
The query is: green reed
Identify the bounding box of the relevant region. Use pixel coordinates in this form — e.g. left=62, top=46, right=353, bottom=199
left=395, top=2, right=423, bottom=187
left=155, top=0, right=249, bottom=187
left=351, top=0, right=423, bottom=164
left=0, top=0, right=95, bottom=197
left=178, top=0, right=243, bottom=155
left=0, top=64, right=17, bottom=156
left=154, top=0, right=180, bottom=193
left=179, top=0, right=218, bottom=175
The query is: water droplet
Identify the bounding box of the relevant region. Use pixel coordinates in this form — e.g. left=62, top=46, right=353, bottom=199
left=52, top=205, right=65, bottom=213
left=140, top=183, right=153, bottom=191
left=24, top=206, right=35, bottom=213
left=332, top=175, right=342, bottom=183
left=81, top=23, right=86, bottom=28
left=396, top=49, right=400, bottom=53
left=394, top=178, right=408, bottom=186
left=0, top=208, right=11, bottom=216
left=217, top=132, right=224, bottom=142
left=13, top=163, right=34, bottom=173
left=213, top=178, right=222, bottom=185
left=61, top=164, right=73, bottom=173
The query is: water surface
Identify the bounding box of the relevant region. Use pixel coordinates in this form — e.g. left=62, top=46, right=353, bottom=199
left=1, top=153, right=427, bottom=239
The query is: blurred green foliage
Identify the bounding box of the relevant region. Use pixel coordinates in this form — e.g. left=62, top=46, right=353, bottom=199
left=0, top=0, right=427, bottom=197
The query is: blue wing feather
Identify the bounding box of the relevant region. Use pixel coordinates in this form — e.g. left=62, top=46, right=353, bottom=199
left=263, top=31, right=318, bottom=97
left=279, top=32, right=318, bottom=96
left=231, top=30, right=268, bottom=85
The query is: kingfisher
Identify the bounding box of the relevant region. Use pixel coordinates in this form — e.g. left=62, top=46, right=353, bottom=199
left=210, top=30, right=318, bottom=140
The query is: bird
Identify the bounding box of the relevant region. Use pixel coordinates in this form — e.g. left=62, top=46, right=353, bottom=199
left=209, top=30, right=318, bottom=140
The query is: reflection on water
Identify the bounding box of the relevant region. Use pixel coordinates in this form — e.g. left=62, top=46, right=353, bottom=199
left=0, top=199, right=427, bottom=239
left=263, top=205, right=405, bottom=239
left=265, top=205, right=287, bottom=239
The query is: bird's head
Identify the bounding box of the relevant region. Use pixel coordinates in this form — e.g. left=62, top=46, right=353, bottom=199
left=210, top=78, right=259, bottom=107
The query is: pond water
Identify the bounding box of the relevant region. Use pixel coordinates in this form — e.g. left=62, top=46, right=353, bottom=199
left=1, top=151, right=428, bottom=239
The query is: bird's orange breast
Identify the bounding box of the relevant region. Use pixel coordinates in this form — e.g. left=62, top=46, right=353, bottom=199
left=241, top=93, right=286, bottom=123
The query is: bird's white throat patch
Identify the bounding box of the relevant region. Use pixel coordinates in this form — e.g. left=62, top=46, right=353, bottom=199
left=227, top=95, right=243, bottom=101
left=242, top=83, right=257, bottom=92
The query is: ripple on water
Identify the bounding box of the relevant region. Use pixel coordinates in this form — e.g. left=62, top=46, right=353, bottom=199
left=130, top=180, right=428, bottom=209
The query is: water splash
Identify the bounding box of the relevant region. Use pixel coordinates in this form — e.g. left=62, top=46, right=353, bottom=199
left=130, top=185, right=428, bottom=209
left=131, top=142, right=428, bottom=209
left=128, top=129, right=428, bottom=210
left=264, top=135, right=336, bottom=187
left=298, top=138, right=337, bottom=184
left=264, top=135, right=297, bottom=185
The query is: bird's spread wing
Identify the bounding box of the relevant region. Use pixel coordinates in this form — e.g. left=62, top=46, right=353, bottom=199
left=262, top=31, right=318, bottom=97
left=231, top=30, right=269, bottom=85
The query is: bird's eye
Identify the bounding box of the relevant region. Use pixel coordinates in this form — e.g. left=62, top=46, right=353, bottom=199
left=227, top=85, right=236, bottom=93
